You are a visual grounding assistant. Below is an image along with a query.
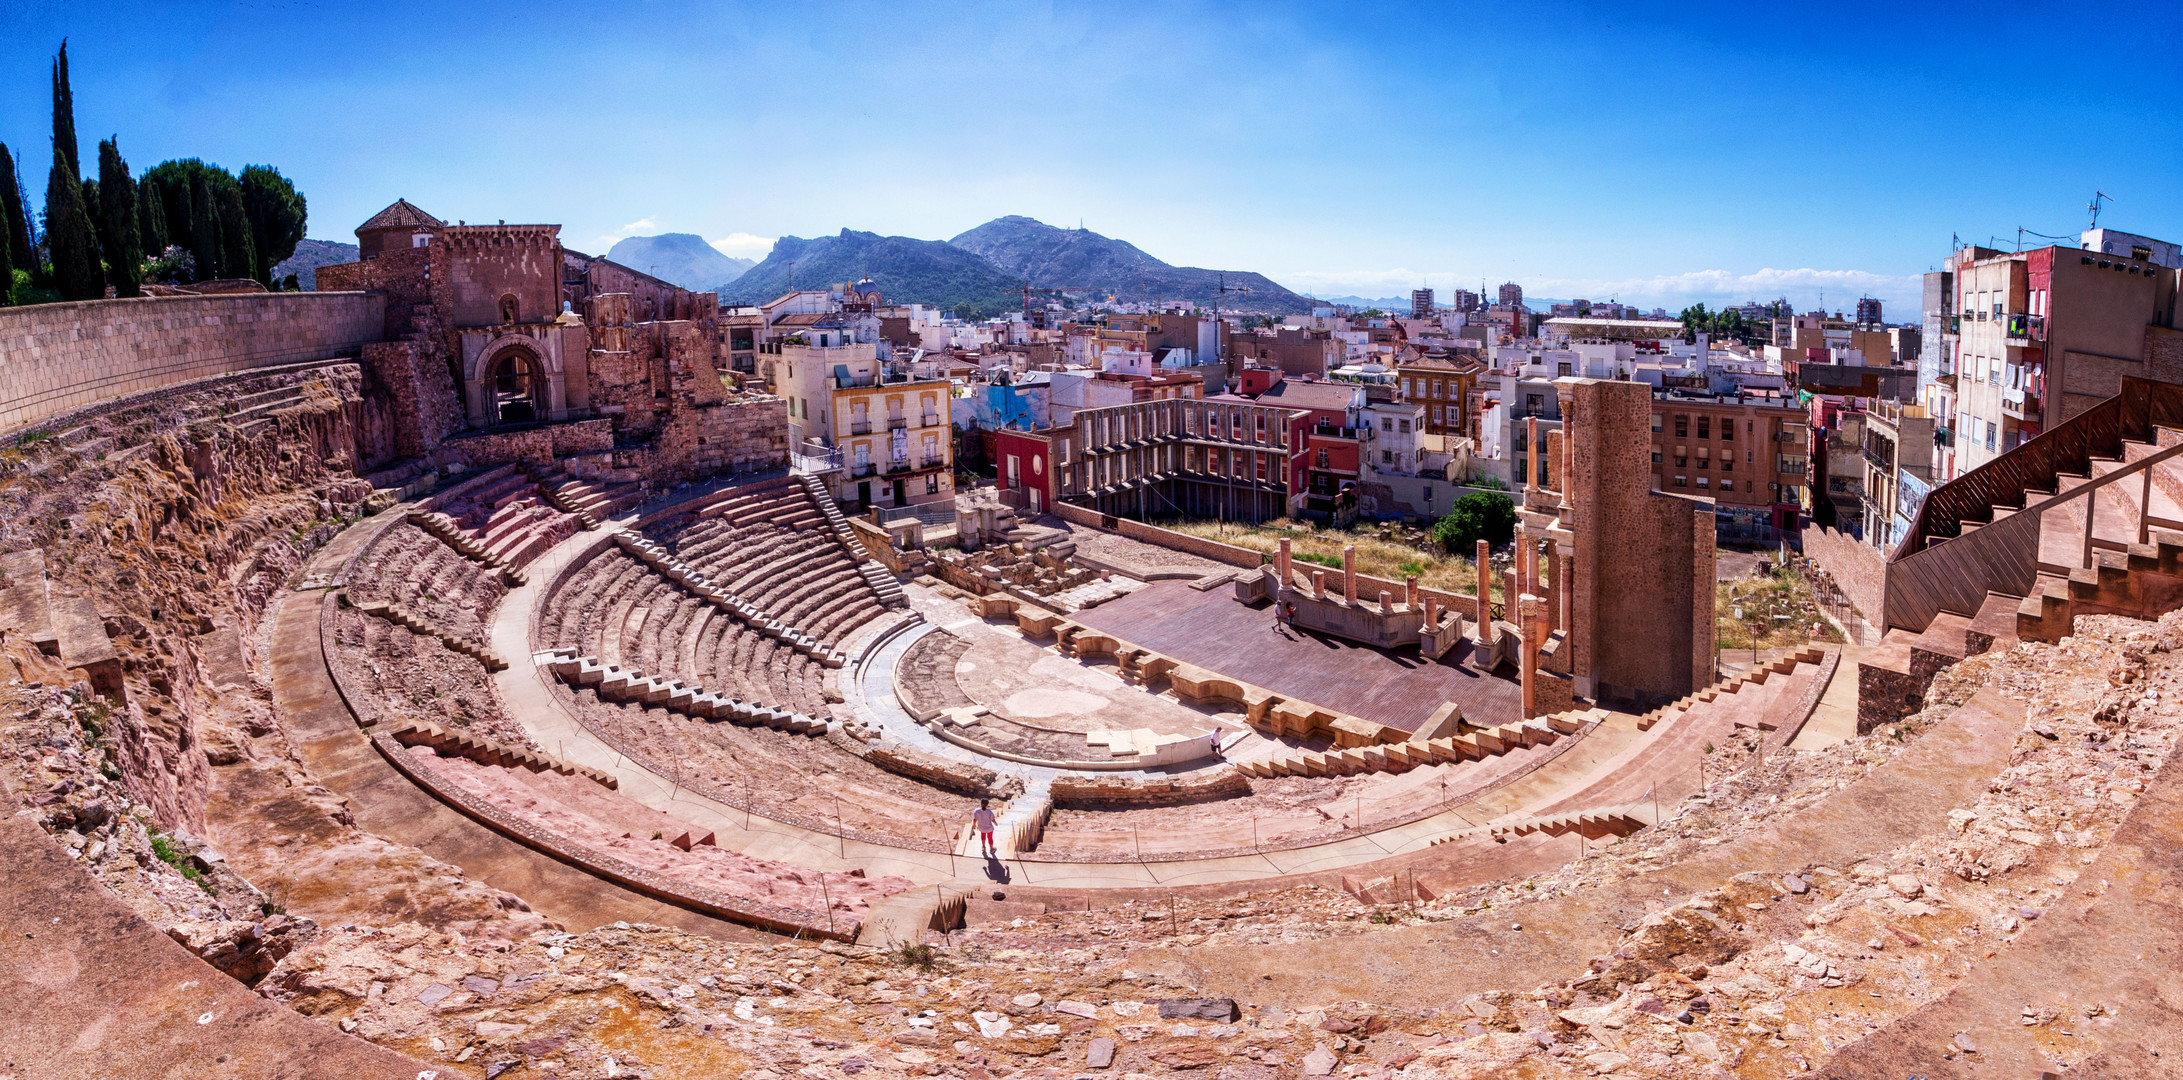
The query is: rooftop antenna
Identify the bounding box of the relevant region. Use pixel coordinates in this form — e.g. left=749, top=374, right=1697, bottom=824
left=2089, top=190, right=2113, bottom=229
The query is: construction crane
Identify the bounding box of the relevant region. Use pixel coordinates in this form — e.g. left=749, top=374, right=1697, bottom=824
left=1212, top=272, right=1254, bottom=323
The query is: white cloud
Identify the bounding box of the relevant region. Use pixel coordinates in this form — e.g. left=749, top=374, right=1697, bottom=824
left=1282, top=266, right=1922, bottom=315
left=711, top=232, right=777, bottom=260
left=594, top=218, right=662, bottom=249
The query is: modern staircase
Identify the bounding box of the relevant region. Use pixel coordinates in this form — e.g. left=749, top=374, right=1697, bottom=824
left=1862, top=376, right=2183, bottom=725
left=611, top=533, right=851, bottom=668
left=351, top=598, right=509, bottom=671
left=1485, top=800, right=1659, bottom=841
left=541, top=648, right=831, bottom=735
left=798, top=473, right=909, bottom=609
left=1232, top=708, right=1599, bottom=779
left=378, top=717, right=618, bottom=788
left=406, top=511, right=527, bottom=586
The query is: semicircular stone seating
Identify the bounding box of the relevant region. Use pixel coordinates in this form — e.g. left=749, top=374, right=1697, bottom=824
left=531, top=478, right=982, bottom=846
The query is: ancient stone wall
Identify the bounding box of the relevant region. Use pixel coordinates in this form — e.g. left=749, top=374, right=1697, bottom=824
left=0, top=293, right=387, bottom=435
left=1800, top=523, right=1884, bottom=630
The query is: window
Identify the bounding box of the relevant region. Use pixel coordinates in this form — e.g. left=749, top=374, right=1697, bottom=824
left=1652, top=414, right=1663, bottom=432
left=1675, top=455, right=1688, bottom=468
left=1527, top=393, right=1544, bottom=413
left=1722, top=420, right=1734, bottom=442
left=1432, top=405, right=1445, bottom=424
left=1382, top=449, right=1394, bottom=464
left=1697, top=416, right=1710, bottom=439
left=1746, top=481, right=1753, bottom=493
left=1697, top=477, right=1710, bottom=488
left=1674, top=476, right=1688, bottom=488
left=1381, top=417, right=1394, bottom=432
left=1398, top=419, right=1411, bottom=434
left=1675, top=416, right=1689, bottom=438
left=1721, top=457, right=1733, bottom=473
left=925, top=474, right=939, bottom=494
left=1557, top=362, right=1572, bottom=377
left=1652, top=450, right=1663, bottom=464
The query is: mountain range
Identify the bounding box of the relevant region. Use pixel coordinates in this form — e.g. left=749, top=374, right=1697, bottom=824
left=279, top=239, right=359, bottom=291
left=716, top=216, right=1308, bottom=318
left=605, top=233, right=754, bottom=291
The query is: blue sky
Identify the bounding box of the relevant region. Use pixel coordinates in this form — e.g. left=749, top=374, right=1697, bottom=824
left=3, top=0, right=2180, bottom=315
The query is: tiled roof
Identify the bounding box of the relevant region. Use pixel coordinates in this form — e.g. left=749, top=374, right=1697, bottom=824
left=357, top=198, right=444, bottom=232
left=1257, top=380, right=1359, bottom=412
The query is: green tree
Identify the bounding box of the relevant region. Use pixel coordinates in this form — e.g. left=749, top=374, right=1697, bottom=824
left=238, top=165, right=305, bottom=284
left=213, top=179, right=256, bottom=282
left=44, top=146, right=101, bottom=301
left=186, top=170, right=222, bottom=279
left=1677, top=302, right=1712, bottom=344
left=97, top=139, right=142, bottom=298
left=0, top=144, right=29, bottom=274
left=0, top=201, right=14, bottom=304
left=79, top=176, right=101, bottom=259
left=136, top=170, right=166, bottom=255
left=1432, top=491, right=1518, bottom=553
left=51, top=41, right=79, bottom=180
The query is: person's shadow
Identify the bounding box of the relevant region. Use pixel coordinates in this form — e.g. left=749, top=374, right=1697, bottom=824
left=982, top=853, right=1012, bottom=883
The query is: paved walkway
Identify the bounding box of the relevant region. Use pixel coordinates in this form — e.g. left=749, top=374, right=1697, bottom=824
left=1791, top=642, right=1867, bottom=749
left=482, top=523, right=1598, bottom=894
left=269, top=507, right=770, bottom=941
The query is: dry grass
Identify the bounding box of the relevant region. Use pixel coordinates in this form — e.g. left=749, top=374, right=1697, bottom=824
left=1715, top=564, right=1845, bottom=653
left=1164, top=518, right=1496, bottom=597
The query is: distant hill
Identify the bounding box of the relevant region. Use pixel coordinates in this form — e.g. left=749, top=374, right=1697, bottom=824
left=606, top=233, right=755, bottom=291
left=277, top=239, right=358, bottom=291
left=720, top=229, right=1024, bottom=318
left=948, top=215, right=1311, bottom=315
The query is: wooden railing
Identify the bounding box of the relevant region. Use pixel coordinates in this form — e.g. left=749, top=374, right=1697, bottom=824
left=1883, top=419, right=2183, bottom=634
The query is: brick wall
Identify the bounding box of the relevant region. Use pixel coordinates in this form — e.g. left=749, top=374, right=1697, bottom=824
left=0, top=292, right=386, bottom=435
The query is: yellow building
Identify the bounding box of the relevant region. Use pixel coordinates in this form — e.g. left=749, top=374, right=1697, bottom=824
left=768, top=340, right=954, bottom=508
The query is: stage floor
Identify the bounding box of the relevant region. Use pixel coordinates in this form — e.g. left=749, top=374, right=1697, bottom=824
left=1070, top=579, right=1524, bottom=735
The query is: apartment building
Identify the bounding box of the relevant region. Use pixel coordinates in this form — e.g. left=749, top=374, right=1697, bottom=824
left=1858, top=398, right=1936, bottom=553
left=1939, top=231, right=2183, bottom=473
left=768, top=340, right=954, bottom=509
left=1650, top=390, right=1808, bottom=539
left=1395, top=354, right=1477, bottom=439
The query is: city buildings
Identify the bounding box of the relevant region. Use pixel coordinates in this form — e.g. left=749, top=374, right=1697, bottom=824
left=1649, top=390, right=1808, bottom=540
left=767, top=340, right=956, bottom=509
left=1411, top=288, right=1435, bottom=318
left=1933, top=230, right=2183, bottom=476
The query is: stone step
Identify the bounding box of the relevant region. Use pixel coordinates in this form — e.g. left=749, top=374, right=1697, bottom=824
left=541, top=649, right=830, bottom=736
left=353, top=598, right=508, bottom=671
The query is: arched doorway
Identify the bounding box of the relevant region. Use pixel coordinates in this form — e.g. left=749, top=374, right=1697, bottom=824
left=489, top=349, right=545, bottom=425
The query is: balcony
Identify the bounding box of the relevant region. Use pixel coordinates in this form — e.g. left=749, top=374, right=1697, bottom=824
left=921, top=412, right=941, bottom=428
left=887, top=416, right=907, bottom=431
left=2002, top=389, right=2042, bottom=421
left=1933, top=426, right=1955, bottom=448
left=2004, top=313, right=2045, bottom=347
left=849, top=421, right=872, bottom=435
left=850, top=462, right=876, bottom=478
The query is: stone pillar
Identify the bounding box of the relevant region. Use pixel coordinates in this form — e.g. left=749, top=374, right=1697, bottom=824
left=1342, top=544, right=1358, bottom=605
left=1405, top=575, right=1419, bottom=610
left=1312, top=570, right=1327, bottom=600
left=1277, top=537, right=1292, bottom=588
left=1379, top=589, right=1393, bottom=615
left=1519, top=594, right=1543, bottom=719
left=1475, top=539, right=1494, bottom=643
left=1503, top=569, right=1519, bottom=623
left=1424, top=595, right=1439, bottom=629
left=1514, top=523, right=1530, bottom=593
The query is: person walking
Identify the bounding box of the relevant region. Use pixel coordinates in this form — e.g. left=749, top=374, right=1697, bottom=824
left=972, top=799, right=998, bottom=856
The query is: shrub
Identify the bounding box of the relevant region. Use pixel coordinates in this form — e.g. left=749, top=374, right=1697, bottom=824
left=1432, top=491, right=1517, bottom=552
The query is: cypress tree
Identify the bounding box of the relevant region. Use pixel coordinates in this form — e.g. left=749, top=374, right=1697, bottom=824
left=136, top=174, right=166, bottom=255
left=0, top=205, right=14, bottom=305
left=80, top=176, right=102, bottom=260
left=45, top=146, right=100, bottom=300
left=97, top=139, right=141, bottom=298
left=239, top=166, right=306, bottom=284
left=51, top=41, right=79, bottom=180
left=0, top=144, right=30, bottom=275
left=214, top=180, right=257, bottom=282
left=187, top=171, right=221, bottom=280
